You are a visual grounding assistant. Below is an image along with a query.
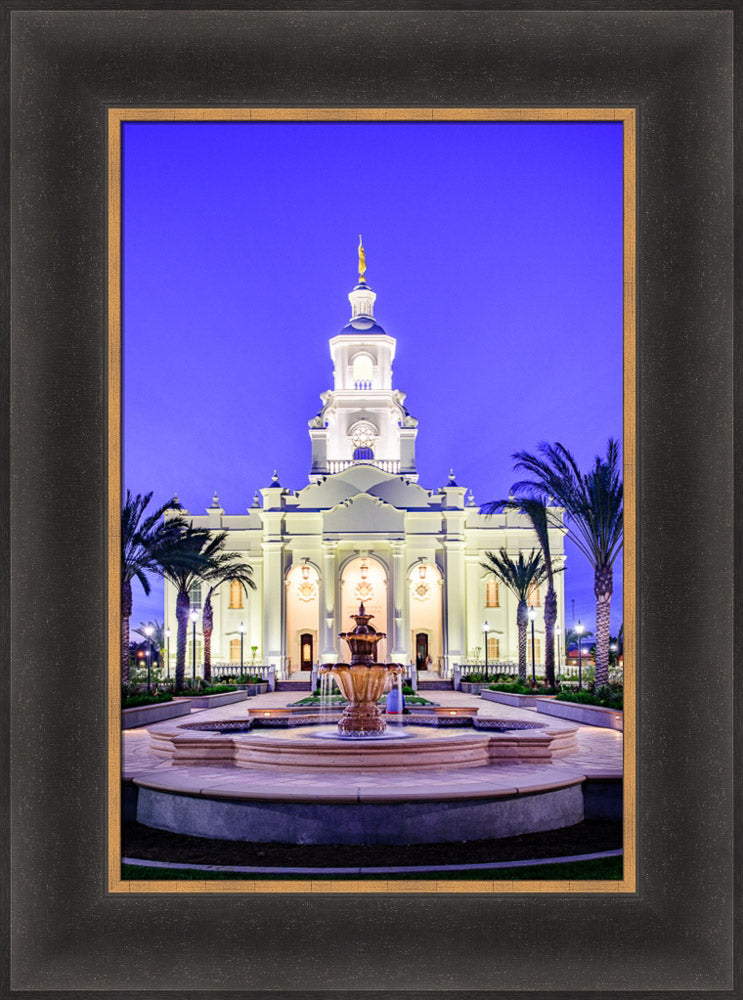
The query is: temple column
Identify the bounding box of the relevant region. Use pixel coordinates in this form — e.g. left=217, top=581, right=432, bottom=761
left=465, top=553, right=482, bottom=662
left=320, top=540, right=338, bottom=662
left=261, top=511, right=285, bottom=673
left=390, top=540, right=407, bottom=662
left=443, top=538, right=466, bottom=670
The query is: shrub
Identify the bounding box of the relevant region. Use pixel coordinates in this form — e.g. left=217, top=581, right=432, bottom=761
left=123, top=691, right=174, bottom=709
left=489, top=680, right=556, bottom=696
left=556, top=687, right=623, bottom=710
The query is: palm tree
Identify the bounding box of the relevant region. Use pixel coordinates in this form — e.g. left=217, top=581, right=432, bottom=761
left=511, top=439, right=623, bottom=687
left=480, top=497, right=563, bottom=687
left=201, top=559, right=256, bottom=682
left=480, top=549, right=549, bottom=682
left=158, top=525, right=243, bottom=691
left=121, top=491, right=186, bottom=685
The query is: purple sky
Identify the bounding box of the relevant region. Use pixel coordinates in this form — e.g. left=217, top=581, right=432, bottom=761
left=123, top=120, right=624, bottom=642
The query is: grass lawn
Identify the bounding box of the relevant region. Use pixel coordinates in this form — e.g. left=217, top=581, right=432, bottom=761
left=122, top=856, right=622, bottom=882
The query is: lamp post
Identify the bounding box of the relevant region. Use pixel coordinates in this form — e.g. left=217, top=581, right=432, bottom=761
left=555, top=624, right=562, bottom=675
left=610, top=642, right=618, bottom=668
left=528, top=606, right=536, bottom=683
left=144, top=625, right=153, bottom=693
left=482, top=621, right=490, bottom=678
left=165, top=629, right=171, bottom=681
left=239, top=622, right=245, bottom=674
left=190, top=611, right=198, bottom=684
left=576, top=620, right=585, bottom=689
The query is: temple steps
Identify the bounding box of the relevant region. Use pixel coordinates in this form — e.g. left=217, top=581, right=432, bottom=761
left=275, top=679, right=312, bottom=692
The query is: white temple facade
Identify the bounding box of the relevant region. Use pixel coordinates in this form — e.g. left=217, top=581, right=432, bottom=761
left=164, top=247, right=566, bottom=675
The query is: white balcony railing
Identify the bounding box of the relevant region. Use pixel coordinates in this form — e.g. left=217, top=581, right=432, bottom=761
left=325, top=458, right=400, bottom=474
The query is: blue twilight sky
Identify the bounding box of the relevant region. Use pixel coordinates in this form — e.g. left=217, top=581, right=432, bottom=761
left=123, top=120, right=624, bottom=640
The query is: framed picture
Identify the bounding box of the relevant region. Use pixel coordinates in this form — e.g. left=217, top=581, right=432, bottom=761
left=110, top=106, right=633, bottom=898
left=5, top=6, right=735, bottom=995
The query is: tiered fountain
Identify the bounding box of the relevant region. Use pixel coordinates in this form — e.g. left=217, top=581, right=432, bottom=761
left=319, top=603, right=405, bottom=736
left=140, top=604, right=584, bottom=843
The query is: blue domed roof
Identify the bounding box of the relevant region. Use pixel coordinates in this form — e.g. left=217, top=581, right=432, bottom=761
left=340, top=316, right=388, bottom=336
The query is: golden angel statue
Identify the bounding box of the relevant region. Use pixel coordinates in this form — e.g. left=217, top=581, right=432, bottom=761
left=358, top=234, right=366, bottom=283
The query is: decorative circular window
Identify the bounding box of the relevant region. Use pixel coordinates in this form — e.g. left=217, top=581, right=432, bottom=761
left=351, top=421, right=376, bottom=451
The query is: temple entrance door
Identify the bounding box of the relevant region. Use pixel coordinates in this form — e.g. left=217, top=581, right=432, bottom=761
left=415, top=633, right=429, bottom=671
left=300, top=633, right=313, bottom=670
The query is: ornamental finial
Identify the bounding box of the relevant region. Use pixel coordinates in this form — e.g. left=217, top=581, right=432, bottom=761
left=358, top=234, right=366, bottom=284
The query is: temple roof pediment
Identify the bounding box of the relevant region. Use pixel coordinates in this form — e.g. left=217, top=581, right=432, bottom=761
left=323, top=492, right=405, bottom=532
left=296, top=466, right=440, bottom=512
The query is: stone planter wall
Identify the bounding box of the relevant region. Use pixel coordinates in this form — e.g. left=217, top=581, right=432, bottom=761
left=536, top=698, right=623, bottom=731
left=238, top=683, right=269, bottom=696
left=122, top=698, right=193, bottom=729
left=186, top=690, right=248, bottom=711
left=459, top=681, right=484, bottom=695
left=481, top=689, right=546, bottom=709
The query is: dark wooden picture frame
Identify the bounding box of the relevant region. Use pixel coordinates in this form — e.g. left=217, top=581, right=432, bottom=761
left=3, top=6, right=737, bottom=995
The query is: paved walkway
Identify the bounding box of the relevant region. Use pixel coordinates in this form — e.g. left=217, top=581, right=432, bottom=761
left=122, top=689, right=622, bottom=802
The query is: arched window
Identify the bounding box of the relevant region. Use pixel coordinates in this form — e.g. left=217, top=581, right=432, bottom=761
left=486, top=580, right=500, bottom=607
left=527, top=581, right=541, bottom=607
left=229, top=637, right=241, bottom=663
left=229, top=579, right=243, bottom=609
left=352, top=353, right=373, bottom=389
left=487, top=635, right=500, bottom=660
left=350, top=421, right=376, bottom=460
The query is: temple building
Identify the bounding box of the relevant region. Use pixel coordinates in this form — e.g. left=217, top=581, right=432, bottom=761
left=164, top=243, right=566, bottom=675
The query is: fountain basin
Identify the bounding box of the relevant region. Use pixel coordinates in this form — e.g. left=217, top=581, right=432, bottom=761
left=148, top=718, right=578, bottom=769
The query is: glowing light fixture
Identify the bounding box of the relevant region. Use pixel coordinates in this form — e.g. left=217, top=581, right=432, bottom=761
left=302, top=559, right=310, bottom=581
left=360, top=561, right=368, bottom=580
left=418, top=561, right=427, bottom=580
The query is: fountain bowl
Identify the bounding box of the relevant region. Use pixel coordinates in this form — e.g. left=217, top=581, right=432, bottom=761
left=319, top=601, right=406, bottom=736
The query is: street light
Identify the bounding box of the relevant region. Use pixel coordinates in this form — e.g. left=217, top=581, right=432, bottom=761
left=144, top=624, right=154, bottom=693
left=610, top=642, right=618, bottom=667
left=482, top=621, right=491, bottom=677
left=190, top=611, right=198, bottom=684
left=239, top=622, right=245, bottom=674
left=165, top=628, right=171, bottom=680
left=528, top=606, right=536, bottom=683
left=555, top=624, right=562, bottom=674
left=576, top=620, right=585, bottom=689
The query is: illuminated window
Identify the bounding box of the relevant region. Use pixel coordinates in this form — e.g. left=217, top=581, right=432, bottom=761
left=229, top=579, right=243, bottom=609
left=535, top=638, right=542, bottom=662
left=189, top=582, right=201, bottom=609
left=229, top=638, right=241, bottom=663
left=487, top=635, right=500, bottom=659
left=486, top=580, right=500, bottom=607
left=352, top=354, right=373, bottom=388
left=527, top=581, right=541, bottom=606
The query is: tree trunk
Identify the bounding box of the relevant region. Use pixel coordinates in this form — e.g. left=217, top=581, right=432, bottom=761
left=594, top=564, right=613, bottom=688
left=202, top=594, right=213, bottom=683
left=121, top=579, right=132, bottom=686
left=543, top=585, right=557, bottom=688
left=517, top=600, right=528, bottom=682
left=175, top=589, right=190, bottom=692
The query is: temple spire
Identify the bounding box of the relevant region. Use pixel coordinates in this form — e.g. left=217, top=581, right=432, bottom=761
left=358, top=234, right=366, bottom=284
